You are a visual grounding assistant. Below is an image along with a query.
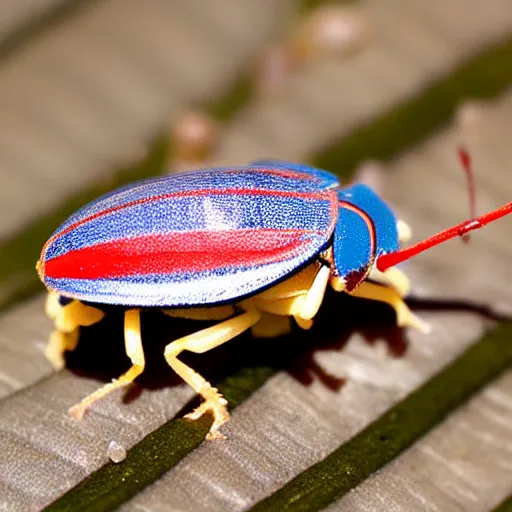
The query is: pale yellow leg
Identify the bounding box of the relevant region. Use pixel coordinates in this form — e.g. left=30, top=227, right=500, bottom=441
left=368, top=266, right=411, bottom=297
left=54, top=300, right=105, bottom=333
left=250, top=295, right=312, bottom=329
left=45, top=291, right=63, bottom=320
left=45, top=291, right=105, bottom=330
left=330, top=275, right=345, bottom=292
left=348, top=281, right=430, bottom=333
left=44, top=291, right=105, bottom=369
left=256, top=264, right=317, bottom=300
left=68, top=309, right=145, bottom=420
left=251, top=295, right=303, bottom=316
left=295, top=264, right=331, bottom=321
left=294, top=316, right=314, bottom=330
left=247, top=264, right=330, bottom=331
left=45, top=329, right=80, bottom=370
left=164, top=309, right=261, bottom=440
left=397, top=219, right=412, bottom=244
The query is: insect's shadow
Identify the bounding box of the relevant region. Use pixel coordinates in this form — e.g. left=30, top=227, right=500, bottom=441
left=66, top=290, right=509, bottom=404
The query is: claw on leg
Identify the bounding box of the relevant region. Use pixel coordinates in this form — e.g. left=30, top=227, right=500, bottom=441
left=184, top=388, right=230, bottom=440
left=68, top=309, right=145, bottom=419
left=164, top=309, right=261, bottom=440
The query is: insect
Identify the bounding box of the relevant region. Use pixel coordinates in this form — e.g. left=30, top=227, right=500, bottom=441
left=36, top=159, right=512, bottom=439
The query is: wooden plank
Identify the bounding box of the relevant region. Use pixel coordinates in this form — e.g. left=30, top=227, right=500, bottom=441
left=0, top=0, right=74, bottom=46
left=0, top=370, right=195, bottom=511
left=110, top=93, right=512, bottom=510
left=0, top=296, right=52, bottom=399
left=330, top=371, right=512, bottom=512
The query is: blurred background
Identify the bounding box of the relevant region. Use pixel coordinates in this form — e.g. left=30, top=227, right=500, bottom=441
left=1, top=0, right=512, bottom=308
left=1, top=1, right=512, bottom=511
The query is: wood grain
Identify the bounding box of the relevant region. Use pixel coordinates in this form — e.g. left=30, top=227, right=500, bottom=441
left=331, top=371, right=512, bottom=512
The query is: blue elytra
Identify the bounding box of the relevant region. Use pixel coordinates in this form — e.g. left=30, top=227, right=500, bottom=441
left=38, top=162, right=399, bottom=307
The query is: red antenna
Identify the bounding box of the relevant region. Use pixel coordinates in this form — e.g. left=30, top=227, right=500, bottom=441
left=376, top=202, right=512, bottom=272
left=376, top=148, right=512, bottom=275
left=377, top=146, right=511, bottom=272
left=458, top=146, right=477, bottom=242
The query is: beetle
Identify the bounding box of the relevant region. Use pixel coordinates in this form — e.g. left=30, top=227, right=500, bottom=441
left=36, top=159, right=512, bottom=439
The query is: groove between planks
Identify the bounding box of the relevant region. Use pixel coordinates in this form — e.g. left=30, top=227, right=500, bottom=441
left=210, top=0, right=512, bottom=166
left=330, top=371, right=512, bottom=512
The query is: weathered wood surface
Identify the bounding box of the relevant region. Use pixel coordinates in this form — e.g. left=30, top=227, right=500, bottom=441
left=3, top=0, right=510, bottom=409
left=332, top=371, right=512, bottom=512
left=0, top=0, right=66, bottom=44
left=1, top=79, right=511, bottom=512
left=0, top=296, right=51, bottom=398
left=0, top=1, right=511, bottom=511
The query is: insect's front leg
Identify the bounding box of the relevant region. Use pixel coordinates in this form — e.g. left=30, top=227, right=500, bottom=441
left=248, top=262, right=330, bottom=331
left=44, top=291, right=105, bottom=369
left=367, top=266, right=411, bottom=297
left=397, top=219, right=412, bottom=244
left=341, top=280, right=430, bottom=333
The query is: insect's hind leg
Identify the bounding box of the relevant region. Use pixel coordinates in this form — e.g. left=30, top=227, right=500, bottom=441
left=68, top=309, right=145, bottom=420
left=164, top=309, right=261, bottom=440
left=347, top=281, right=430, bottom=333
left=44, top=291, right=105, bottom=369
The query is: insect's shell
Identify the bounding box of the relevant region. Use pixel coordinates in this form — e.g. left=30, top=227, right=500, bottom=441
left=38, top=165, right=341, bottom=307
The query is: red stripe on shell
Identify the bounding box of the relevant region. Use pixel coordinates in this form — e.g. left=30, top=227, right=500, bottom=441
left=44, top=228, right=322, bottom=280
